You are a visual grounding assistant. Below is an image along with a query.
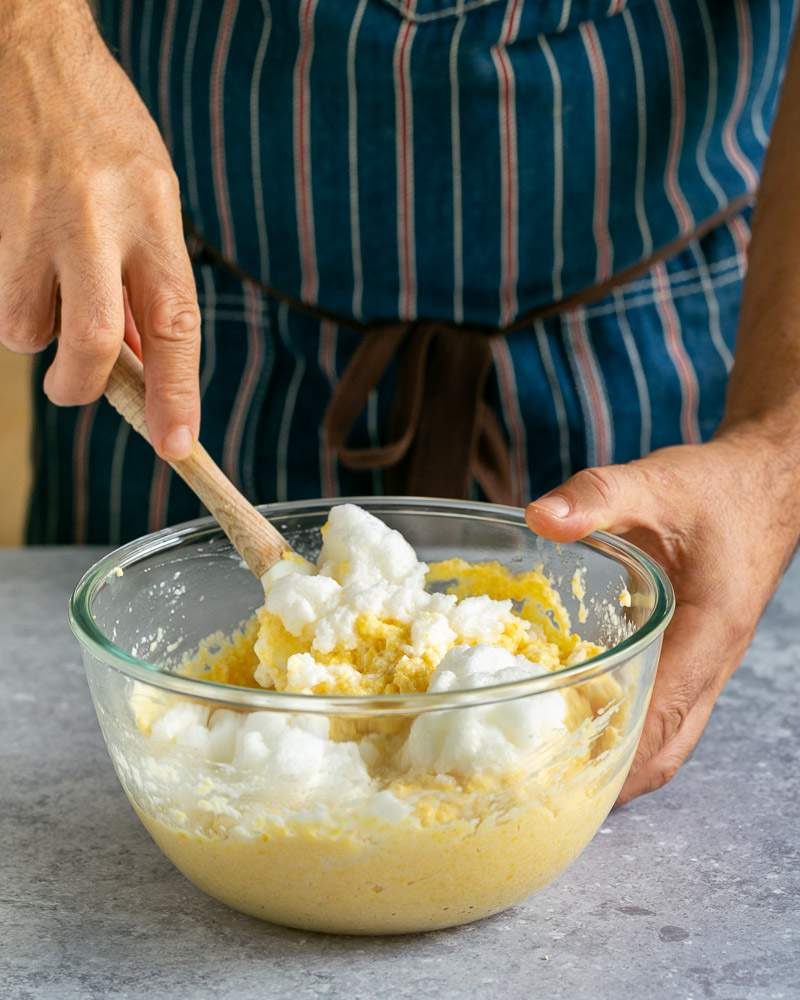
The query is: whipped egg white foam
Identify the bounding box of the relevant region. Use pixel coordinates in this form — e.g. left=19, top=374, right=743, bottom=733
left=255, top=504, right=555, bottom=697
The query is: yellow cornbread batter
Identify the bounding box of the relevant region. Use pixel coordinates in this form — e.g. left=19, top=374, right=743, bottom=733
left=128, top=512, right=636, bottom=935
left=137, top=765, right=628, bottom=935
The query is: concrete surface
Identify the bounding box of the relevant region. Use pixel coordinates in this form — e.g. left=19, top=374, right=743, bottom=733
left=1, top=548, right=797, bottom=1000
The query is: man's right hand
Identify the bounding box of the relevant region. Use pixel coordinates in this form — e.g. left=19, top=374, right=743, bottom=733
left=0, top=0, right=200, bottom=460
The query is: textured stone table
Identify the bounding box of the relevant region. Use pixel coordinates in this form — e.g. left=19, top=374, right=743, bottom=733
left=1, top=548, right=797, bottom=1000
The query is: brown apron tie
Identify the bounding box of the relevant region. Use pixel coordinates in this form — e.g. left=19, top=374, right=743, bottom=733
left=324, top=323, right=515, bottom=504
left=186, top=192, right=754, bottom=509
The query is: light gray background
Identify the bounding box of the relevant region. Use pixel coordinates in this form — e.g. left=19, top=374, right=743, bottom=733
left=1, top=549, right=797, bottom=1000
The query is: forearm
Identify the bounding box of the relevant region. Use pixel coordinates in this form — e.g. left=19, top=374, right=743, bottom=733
left=719, top=24, right=800, bottom=455
left=0, top=0, right=94, bottom=37
left=0, top=0, right=102, bottom=110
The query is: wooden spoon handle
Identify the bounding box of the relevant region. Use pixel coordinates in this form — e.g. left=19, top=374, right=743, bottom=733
left=105, top=342, right=289, bottom=578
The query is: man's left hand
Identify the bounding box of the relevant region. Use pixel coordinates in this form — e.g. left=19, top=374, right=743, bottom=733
left=525, top=432, right=798, bottom=804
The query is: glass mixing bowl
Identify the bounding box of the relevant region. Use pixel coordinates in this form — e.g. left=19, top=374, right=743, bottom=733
left=70, top=497, right=673, bottom=935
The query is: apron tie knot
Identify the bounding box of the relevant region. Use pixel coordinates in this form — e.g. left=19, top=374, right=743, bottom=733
left=323, top=322, right=517, bottom=505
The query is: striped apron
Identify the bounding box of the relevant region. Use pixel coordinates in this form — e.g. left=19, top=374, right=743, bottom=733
left=27, top=0, right=796, bottom=544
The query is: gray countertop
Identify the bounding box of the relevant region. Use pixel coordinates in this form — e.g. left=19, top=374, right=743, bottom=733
left=1, top=548, right=798, bottom=1000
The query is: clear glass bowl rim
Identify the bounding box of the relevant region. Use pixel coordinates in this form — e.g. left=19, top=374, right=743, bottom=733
left=69, top=497, right=675, bottom=716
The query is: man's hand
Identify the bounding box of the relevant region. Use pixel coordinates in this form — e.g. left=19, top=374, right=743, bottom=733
left=525, top=432, right=799, bottom=803
left=0, top=0, right=200, bottom=459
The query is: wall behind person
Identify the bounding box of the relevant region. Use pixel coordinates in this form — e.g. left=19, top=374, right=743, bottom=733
left=0, top=348, right=32, bottom=545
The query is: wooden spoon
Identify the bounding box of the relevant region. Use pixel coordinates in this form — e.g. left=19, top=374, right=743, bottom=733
left=105, top=341, right=290, bottom=579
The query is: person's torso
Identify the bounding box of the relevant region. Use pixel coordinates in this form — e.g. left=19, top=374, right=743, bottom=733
left=100, top=0, right=794, bottom=327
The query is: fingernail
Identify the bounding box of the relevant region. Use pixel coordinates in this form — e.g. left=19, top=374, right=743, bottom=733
left=531, top=494, right=571, bottom=519
left=162, top=425, right=194, bottom=461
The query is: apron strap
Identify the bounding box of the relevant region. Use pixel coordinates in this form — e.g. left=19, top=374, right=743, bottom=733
left=325, top=322, right=515, bottom=505
left=185, top=194, right=754, bottom=508
left=473, top=402, right=516, bottom=505
left=324, top=322, right=430, bottom=469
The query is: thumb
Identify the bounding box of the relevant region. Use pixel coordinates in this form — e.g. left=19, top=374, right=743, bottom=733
left=525, top=462, right=659, bottom=542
